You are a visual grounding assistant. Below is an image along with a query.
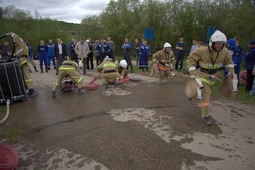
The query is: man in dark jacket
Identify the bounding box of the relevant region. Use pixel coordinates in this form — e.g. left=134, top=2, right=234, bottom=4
left=86, top=39, right=94, bottom=70
left=68, top=37, right=78, bottom=63
left=245, top=39, right=255, bottom=92
left=55, top=38, right=68, bottom=75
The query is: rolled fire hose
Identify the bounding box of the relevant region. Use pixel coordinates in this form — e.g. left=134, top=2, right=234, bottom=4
left=0, top=99, right=10, bottom=124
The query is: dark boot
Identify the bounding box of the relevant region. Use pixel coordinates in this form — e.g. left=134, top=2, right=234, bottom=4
left=34, top=66, right=38, bottom=72
left=78, top=88, right=85, bottom=95
left=40, top=65, right=43, bottom=73
left=45, top=66, right=48, bottom=73
left=204, top=116, right=213, bottom=126
left=51, top=91, right=56, bottom=98
left=130, top=65, right=134, bottom=73
left=27, top=88, right=38, bottom=98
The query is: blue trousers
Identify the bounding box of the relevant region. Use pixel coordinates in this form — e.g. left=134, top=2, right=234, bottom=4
left=47, top=55, right=56, bottom=68
left=39, top=54, right=47, bottom=66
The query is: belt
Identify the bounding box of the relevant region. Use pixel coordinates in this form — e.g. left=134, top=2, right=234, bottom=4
left=104, top=70, right=117, bottom=74
left=200, top=68, right=221, bottom=74
left=62, top=63, right=73, bottom=66
left=17, top=55, right=27, bottom=59
left=159, top=61, right=169, bottom=65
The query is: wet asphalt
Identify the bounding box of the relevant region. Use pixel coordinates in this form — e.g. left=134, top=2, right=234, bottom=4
left=0, top=76, right=254, bottom=170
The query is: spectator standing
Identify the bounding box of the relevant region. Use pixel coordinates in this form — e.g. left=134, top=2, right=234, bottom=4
left=175, top=36, right=185, bottom=70
left=0, top=41, right=10, bottom=60
left=249, top=64, right=255, bottom=96
left=245, top=39, right=255, bottom=92
left=190, top=39, right=198, bottom=54
left=122, top=37, right=133, bottom=73
left=26, top=41, right=38, bottom=72
left=106, top=36, right=115, bottom=62
left=55, top=38, right=68, bottom=75
left=93, top=38, right=100, bottom=66
left=37, top=40, right=48, bottom=73
left=197, top=41, right=203, bottom=47
left=134, top=38, right=140, bottom=66
left=75, top=37, right=90, bottom=75
left=96, top=37, right=111, bottom=64
left=139, top=39, right=151, bottom=72
left=227, top=37, right=244, bottom=83
left=86, top=39, right=94, bottom=70
left=68, top=37, right=78, bottom=63
left=46, top=39, right=56, bottom=70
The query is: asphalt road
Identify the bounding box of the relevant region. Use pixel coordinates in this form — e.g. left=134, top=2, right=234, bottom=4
left=0, top=73, right=255, bottom=170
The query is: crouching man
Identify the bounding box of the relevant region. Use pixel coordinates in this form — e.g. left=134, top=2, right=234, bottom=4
left=96, top=56, right=120, bottom=89
left=52, top=58, right=85, bottom=98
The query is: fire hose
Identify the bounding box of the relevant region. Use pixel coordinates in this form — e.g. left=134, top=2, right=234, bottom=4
left=0, top=99, right=10, bottom=124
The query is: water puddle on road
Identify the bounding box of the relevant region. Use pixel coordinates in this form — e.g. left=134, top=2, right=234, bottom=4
left=108, top=103, right=255, bottom=170
left=14, top=143, right=109, bottom=170
left=103, top=88, right=131, bottom=96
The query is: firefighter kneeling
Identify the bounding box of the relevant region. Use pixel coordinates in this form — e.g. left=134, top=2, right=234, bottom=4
left=96, top=56, right=120, bottom=89
left=52, top=58, right=85, bottom=98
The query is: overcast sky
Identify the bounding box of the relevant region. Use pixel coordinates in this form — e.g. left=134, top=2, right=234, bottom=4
left=1, top=0, right=110, bottom=23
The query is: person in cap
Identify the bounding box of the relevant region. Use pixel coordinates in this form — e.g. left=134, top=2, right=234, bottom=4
left=96, top=56, right=120, bottom=89
left=5, top=32, right=38, bottom=98
left=187, top=30, right=234, bottom=126
left=86, top=39, right=94, bottom=70
left=152, top=42, right=175, bottom=83
left=74, top=37, right=90, bottom=75
left=51, top=57, right=85, bottom=98
left=245, top=39, right=255, bottom=92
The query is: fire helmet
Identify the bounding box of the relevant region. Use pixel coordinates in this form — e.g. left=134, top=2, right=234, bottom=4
left=119, top=59, right=128, bottom=69
left=103, top=56, right=112, bottom=61
left=209, top=30, right=227, bottom=47
left=163, top=42, right=171, bottom=49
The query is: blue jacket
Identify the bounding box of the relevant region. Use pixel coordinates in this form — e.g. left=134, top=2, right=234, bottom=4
left=232, top=45, right=243, bottom=64
left=96, top=42, right=111, bottom=54
left=38, top=45, right=48, bottom=57
left=27, top=43, right=34, bottom=57
left=245, top=47, right=255, bottom=69
left=68, top=41, right=75, bottom=53
left=139, top=44, right=151, bottom=57
left=122, top=42, right=131, bottom=52
left=46, top=43, right=54, bottom=56
left=176, top=41, right=185, bottom=56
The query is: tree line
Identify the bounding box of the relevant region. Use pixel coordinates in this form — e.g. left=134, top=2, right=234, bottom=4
left=1, top=0, right=255, bottom=56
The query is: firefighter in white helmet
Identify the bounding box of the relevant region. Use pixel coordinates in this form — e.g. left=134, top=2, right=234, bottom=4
left=187, top=30, right=234, bottom=126
left=152, top=42, right=175, bottom=83
left=118, top=59, right=128, bottom=83
left=96, top=56, right=120, bottom=88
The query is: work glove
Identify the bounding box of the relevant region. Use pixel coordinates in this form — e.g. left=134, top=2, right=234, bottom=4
left=165, top=63, right=169, bottom=67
